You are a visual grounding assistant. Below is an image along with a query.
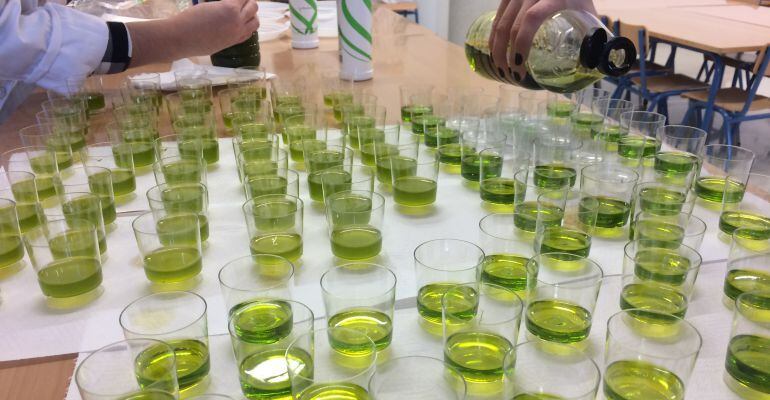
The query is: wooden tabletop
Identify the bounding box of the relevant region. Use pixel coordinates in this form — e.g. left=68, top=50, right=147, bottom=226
left=680, top=4, right=770, bottom=28
left=0, top=8, right=505, bottom=400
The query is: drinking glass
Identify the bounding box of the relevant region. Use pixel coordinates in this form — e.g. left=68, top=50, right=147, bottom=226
left=229, top=300, right=314, bottom=399
left=233, top=99, right=274, bottom=140
left=617, top=111, right=665, bottom=168
left=24, top=218, right=103, bottom=307
left=232, top=128, right=278, bottom=161
left=54, top=191, right=108, bottom=255
left=120, top=291, right=210, bottom=395
left=0, top=171, right=45, bottom=233
left=238, top=147, right=288, bottom=184
left=218, top=254, right=295, bottom=315
left=132, top=210, right=203, bottom=290
left=459, top=127, right=505, bottom=183
left=170, top=113, right=219, bottom=165
left=153, top=153, right=208, bottom=186
left=82, top=142, right=137, bottom=198
left=477, top=145, right=521, bottom=209
left=1, top=148, right=61, bottom=205
left=320, top=164, right=375, bottom=201
left=696, top=145, right=755, bottom=207
left=369, top=356, right=467, bottom=399
left=360, top=125, right=397, bottom=167
left=176, top=77, right=214, bottom=103
left=325, top=191, right=385, bottom=260
left=39, top=97, right=89, bottom=138
left=724, top=228, right=770, bottom=308
left=479, top=213, right=533, bottom=294
left=33, top=112, right=87, bottom=158
left=322, top=70, right=353, bottom=109
left=188, top=395, right=234, bottom=400
left=570, top=88, right=610, bottom=139
left=592, top=98, right=634, bottom=150
left=242, top=194, right=304, bottom=263
left=724, top=290, right=770, bottom=399
left=306, top=145, right=354, bottom=202
left=56, top=165, right=116, bottom=226
left=437, top=120, right=489, bottom=176
left=533, top=133, right=580, bottom=189
left=286, top=327, right=377, bottom=399
left=19, top=124, right=76, bottom=170
left=719, top=172, right=770, bottom=241
left=284, top=111, right=323, bottom=163
left=580, top=164, right=639, bottom=238
left=218, top=88, right=257, bottom=134
left=653, top=125, right=706, bottom=187
left=511, top=162, right=574, bottom=239
left=603, top=310, right=702, bottom=400
left=442, top=282, right=523, bottom=395
left=535, top=188, right=597, bottom=258
left=243, top=167, right=300, bottom=200
left=146, top=183, right=210, bottom=243
left=525, top=254, right=603, bottom=349
left=391, top=150, right=439, bottom=209
left=125, top=73, right=163, bottom=111
left=399, top=84, right=434, bottom=124
left=631, top=211, right=707, bottom=251
left=106, top=120, right=157, bottom=168
left=233, top=66, right=269, bottom=101
left=413, top=239, right=484, bottom=335
left=373, top=132, right=418, bottom=187
left=631, top=181, right=695, bottom=221
left=503, top=341, right=600, bottom=400
left=321, top=263, right=396, bottom=351
left=75, top=339, right=178, bottom=400
left=67, top=75, right=106, bottom=114
left=346, top=105, right=386, bottom=150
left=411, top=94, right=448, bottom=136
left=0, top=199, right=25, bottom=272
left=112, top=102, right=160, bottom=137
left=620, top=240, right=702, bottom=335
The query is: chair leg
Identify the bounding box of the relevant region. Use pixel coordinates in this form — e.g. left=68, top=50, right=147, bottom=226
left=724, top=120, right=733, bottom=146
left=414, top=9, right=419, bottom=24
left=682, top=102, right=697, bottom=126
left=733, top=122, right=742, bottom=146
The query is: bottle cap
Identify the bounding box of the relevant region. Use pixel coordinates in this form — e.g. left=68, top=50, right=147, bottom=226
left=579, top=29, right=608, bottom=70
left=597, top=37, right=636, bottom=76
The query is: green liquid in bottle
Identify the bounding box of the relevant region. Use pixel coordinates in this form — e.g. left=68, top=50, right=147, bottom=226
left=481, top=254, right=530, bottom=292
left=603, top=360, right=684, bottom=400
left=444, top=331, right=512, bottom=383
left=240, top=347, right=313, bottom=399
left=136, top=339, right=210, bottom=391
left=695, top=177, right=746, bottom=204
left=142, top=247, right=202, bottom=283
left=328, top=309, right=393, bottom=352
left=634, top=247, right=691, bottom=286
left=37, top=256, right=102, bottom=298
left=330, top=226, right=382, bottom=260
left=526, top=299, right=592, bottom=343
left=232, top=300, right=294, bottom=344
left=723, top=269, right=770, bottom=302
left=719, top=211, right=770, bottom=240
left=725, top=334, right=770, bottom=396
left=393, top=177, right=437, bottom=206
left=249, top=233, right=303, bottom=262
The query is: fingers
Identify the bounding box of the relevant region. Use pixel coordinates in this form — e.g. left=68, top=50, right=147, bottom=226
left=489, top=0, right=512, bottom=51
left=233, top=0, right=251, bottom=12
left=490, top=0, right=522, bottom=71
left=511, top=0, right=566, bottom=81
left=241, top=0, right=257, bottom=19
left=507, top=0, right=542, bottom=80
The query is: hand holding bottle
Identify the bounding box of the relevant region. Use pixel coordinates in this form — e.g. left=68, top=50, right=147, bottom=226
left=488, top=0, right=598, bottom=83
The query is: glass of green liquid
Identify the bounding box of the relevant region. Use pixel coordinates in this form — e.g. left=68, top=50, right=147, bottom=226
left=0, top=198, right=25, bottom=273
left=653, top=125, right=706, bottom=187
left=40, top=96, right=89, bottom=138
left=219, top=88, right=257, bottom=135
left=391, top=150, right=439, bottom=210
left=284, top=111, right=324, bottom=164
left=724, top=290, right=770, bottom=399
left=621, top=240, right=701, bottom=332
left=321, top=263, right=396, bottom=351
left=54, top=191, right=109, bottom=256
left=229, top=299, right=315, bottom=399
left=399, top=83, right=434, bottom=125
left=631, top=181, right=694, bottom=220
left=695, top=144, right=755, bottom=207
left=176, top=77, right=214, bottom=103
left=617, top=111, right=665, bottom=169
left=233, top=99, right=274, bottom=141
left=344, top=104, right=386, bottom=150
left=233, top=129, right=278, bottom=160
left=305, top=145, right=354, bottom=201
left=631, top=211, right=706, bottom=251
left=544, top=91, right=576, bottom=122
left=724, top=229, right=770, bottom=308
left=25, top=218, right=104, bottom=308
left=533, top=133, right=580, bottom=189
left=442, top=282, right=523, bottom=396
left=66, top=75, right=106, bottom=115
left=503, top=340, right=600, bottom=400
left=218, top=254, right=295, bottom=315
left=18, top=125, right=75, bottom=174
left=718, top=172, right=770, bottom=241
left=436, top=122, right=481, bottom=172
left=321, top=70, right=352, bottom=108
left=188, top=395, right=235, bottom=400
left=361, top=125, right=398, bottom=168
left=580, top=164, right=639, bottom=238
left=120, top=291, right=211, bottom=397
left=75, top=339, right=178, bottom=400
left=238, top=147, right=287, bottom=184
left=569, top=87, right=609, bottom=140
left=320, top=164, right=375, bottom=204
left=165, top=93, right=211, bottom=125
left=534, top=188, right=596, bottom=258
left=410, top=94, right=448, bottom=137
left=34, top=112, right=88, bottom=157
left=592, top=97, right=633, bottom=142
left=0, top=170, right=45, bottom=233
left=479, top=149, right=530, bottom=211
left=459, top=128, right=505, bottom=183
left=478, top=213, right=533, bottom=296
left=154, top=153, right=208, bottom=186
left=146, top=183, right=210, bottom=244
left=132, top=210, right=203, bottom=290
left=276, top=103, right=309, bottom=143
left=287, top=327, right=377, bottom=400
left=369, top=356, right=467, bottom=399
left=124, top=73, right=163, bottom=113
left=244, top=167, right=300, bottom=200
left=113, top=102, right=160, bottom=134
left=373, top=130, right=417, bottom=187
left=603, top=309, right=701, bottom=400
left=242, top=194, right=304, bottom=263
left=524, top=254, right=603, bottom=350
left=82, top=142, right=137, bottom=199
left=57, top=165, right=117, bottom=227
left=171, top=116, right=220, bottom=166
left=234, top=65, right=269, bottom=99
left=106, top=122, right=158, bottom=170
left=414, top=238, right=485, bottom=335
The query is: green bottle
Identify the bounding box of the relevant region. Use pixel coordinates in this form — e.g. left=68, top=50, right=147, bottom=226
left=205, top=2, right=261, bottom=68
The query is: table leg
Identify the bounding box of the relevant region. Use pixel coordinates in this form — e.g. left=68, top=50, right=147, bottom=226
left=701, top=53, right=724, bottom=134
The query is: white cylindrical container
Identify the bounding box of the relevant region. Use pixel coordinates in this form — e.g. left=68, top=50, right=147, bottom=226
left=338, top=0, right=373, bottom=81
left=290, top=0, right=319, bottom=49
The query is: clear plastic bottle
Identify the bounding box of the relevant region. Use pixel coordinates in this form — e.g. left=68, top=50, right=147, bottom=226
left=465, top=10, right=636, bottom=93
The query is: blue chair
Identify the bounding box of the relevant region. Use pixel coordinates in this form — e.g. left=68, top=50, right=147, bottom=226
left=681, top=48, right=770, bottom=146
left=612, top=22, right=709, bottom=119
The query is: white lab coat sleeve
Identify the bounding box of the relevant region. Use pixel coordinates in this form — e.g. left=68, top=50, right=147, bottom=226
left=0, top=0, right=109, bottom=91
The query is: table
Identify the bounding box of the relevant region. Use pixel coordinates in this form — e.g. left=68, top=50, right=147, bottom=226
left=681, top=4, right=770, bottom=28
left=0, top=8, right=505, bottom=399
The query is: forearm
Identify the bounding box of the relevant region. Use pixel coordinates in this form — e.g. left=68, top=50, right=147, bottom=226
left=124, top=19, right=195, bottom=67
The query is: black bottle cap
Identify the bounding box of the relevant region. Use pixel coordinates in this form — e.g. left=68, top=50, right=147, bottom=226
left=597, top=37, right=636, bottom=76
left=579, top=28, right=608, bottom=69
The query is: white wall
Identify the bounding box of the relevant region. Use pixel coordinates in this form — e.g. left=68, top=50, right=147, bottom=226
left=447, top=0, right=498, bottom=44
left=413, top=0, right=449, bottom=39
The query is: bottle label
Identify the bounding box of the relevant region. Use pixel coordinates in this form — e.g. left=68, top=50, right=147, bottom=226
left=290, top=0, right=319, bottom=48
left=339, top=0, right=373, bottom=80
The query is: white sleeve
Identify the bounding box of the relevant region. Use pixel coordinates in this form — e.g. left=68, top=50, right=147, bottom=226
left=0, top=0, right=108, bottom=91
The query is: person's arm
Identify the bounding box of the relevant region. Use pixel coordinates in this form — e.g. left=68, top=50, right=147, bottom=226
left=489, top=0, right=597, bottom=83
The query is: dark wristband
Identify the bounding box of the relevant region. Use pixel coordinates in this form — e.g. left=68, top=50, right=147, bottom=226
left=95, top=21, right=133, bottom=74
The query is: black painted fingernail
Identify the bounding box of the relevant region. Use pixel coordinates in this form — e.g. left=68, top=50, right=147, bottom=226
left=515, top=53, right=523, bottom=66
left=513, top=71, right=522, bottom=81
left=498, top=67, right=506, bottom=76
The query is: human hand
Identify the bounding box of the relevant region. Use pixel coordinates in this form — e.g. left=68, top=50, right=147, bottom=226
left=172, top=0, right=260, bottom=54
left=488, top=0, right=597, bottom=83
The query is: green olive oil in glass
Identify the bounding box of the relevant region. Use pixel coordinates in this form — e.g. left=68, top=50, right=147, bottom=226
left=443, top=331, right=513, bottom=383
left=533, top=165, right=576, bottom=189
left=37, top=256, right=102, bottom=298
left=463, top=153, right=503, bottom=182
left=514, top=202, right=562, bottom=233
left=135, top=339, right=210, bottom=391
left=330, top=226, right=382, bottom=260
left=723, top=269, right=770, bottom=303
left=581, top=196, right=630, bottom=229
left=603, top=360, right=685, bottom=400
left=638, top=187, right=686, bottom=216
left=719, top=212, right=770, bottom=239
left=526, top=299, right=592, bottom=343
left=725, top=334, right=770, bottom=397
left=538, top=228, right=591, bottom=258
left=695, top=177, right=745, bottom=204
left=633, top=247, right=691, bottom=286
left=142, top=247, right=202, bottom=283
left=249, top=233, right=303, bottom=262
left=297, top=382, right=370, bottom=400
left=480, top=178, right=520, bottom=205
left=619, top=283, right=688, bottom=323
left=328, top=309, right=393, bottom=352
left=393, top=177, right=437, bottom=206
left=480, top=254, right=530, bottom=293
left=417, top=283, right=478, bottom=326
left=240, top=347, right=313, bottom=399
